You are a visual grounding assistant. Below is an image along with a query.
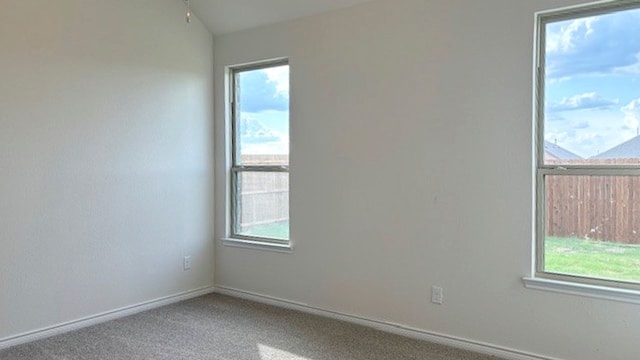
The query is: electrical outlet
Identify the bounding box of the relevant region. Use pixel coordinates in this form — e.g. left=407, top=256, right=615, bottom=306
left=183, top=256, right=192, bottom=271
left=431, top=286, right=443, bottom=305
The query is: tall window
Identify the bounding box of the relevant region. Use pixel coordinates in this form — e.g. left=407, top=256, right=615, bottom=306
left=536, top=2, right=640, bottom=289
left=230, top=60, right=290, bottom=244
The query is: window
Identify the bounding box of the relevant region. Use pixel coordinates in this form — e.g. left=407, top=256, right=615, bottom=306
left=534, top=2, right=640, bottom=291
left=229, top=60, right=290, bottom=246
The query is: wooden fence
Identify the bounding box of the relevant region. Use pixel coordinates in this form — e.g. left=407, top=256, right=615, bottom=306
left=545, top=159, right=640, bottom=244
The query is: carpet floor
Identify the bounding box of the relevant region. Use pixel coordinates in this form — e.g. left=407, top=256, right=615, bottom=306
left=0, top=294, right=502, bottom=360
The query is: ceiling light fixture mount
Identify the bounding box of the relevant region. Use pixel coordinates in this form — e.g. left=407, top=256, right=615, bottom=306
left=184, top=0, right=192, bottom=23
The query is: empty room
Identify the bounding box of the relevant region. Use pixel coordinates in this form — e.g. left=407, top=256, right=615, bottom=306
left=2, top=0, right=640, bottom=359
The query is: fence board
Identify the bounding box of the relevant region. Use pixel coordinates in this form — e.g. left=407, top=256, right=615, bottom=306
left=545, top=159, right=640, bottom=244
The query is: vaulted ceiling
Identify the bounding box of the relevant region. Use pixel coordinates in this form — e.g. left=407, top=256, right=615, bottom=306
left=189, top=0, right=376, bottom=35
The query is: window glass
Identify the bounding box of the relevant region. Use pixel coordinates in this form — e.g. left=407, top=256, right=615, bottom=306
left=235, top=171, right=289, bottom=240
left=543, top=8, right=640, bottom=165
left=537, top=4, right=640, bottom=288
left=236, top=65, right=289, bottom=166
left=231, top=62, right=290, bottom=243
left=544, top=175, right=640, bottom=283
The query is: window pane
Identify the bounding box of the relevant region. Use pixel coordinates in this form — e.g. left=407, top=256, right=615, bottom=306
left=236, top=65, right=289, bottom=166
left=235, top=171, right=289, bottom=240
left=544, top=175, right=640, bottom=283
left=543, top=8, right=640, bottom=165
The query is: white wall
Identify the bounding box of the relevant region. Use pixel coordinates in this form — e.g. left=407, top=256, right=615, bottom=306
left=214, top=1, right=639, bottom=359
left=0, top=0, right=214, bottom=340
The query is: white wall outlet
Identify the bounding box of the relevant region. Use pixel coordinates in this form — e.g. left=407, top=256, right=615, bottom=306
left=183, top=256, right=192, bottom=271
left=431, top=286, right=443, bottom=305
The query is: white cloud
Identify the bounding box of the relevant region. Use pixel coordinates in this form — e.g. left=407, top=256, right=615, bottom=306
left=239, top=115, right=289, bottom=155
left=615, top=52, right=640, bottom=74
left=263, top=66, right=289, bottom=97
left=546, top=17, right=599, bottom=54
left=545, top=9, right=640, bottom=79
left=622, top=98, right=640, bottom=132
left=548, top=92, right=618, bottom=112
left=242, top=137, right=289, bottom=155
left=545, top=108, right=639, bottom=158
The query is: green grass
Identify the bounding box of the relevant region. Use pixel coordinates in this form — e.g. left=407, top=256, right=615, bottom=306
left=545, top=236, right=640, bottom=282
left=241, top=221, right=289, bottom=240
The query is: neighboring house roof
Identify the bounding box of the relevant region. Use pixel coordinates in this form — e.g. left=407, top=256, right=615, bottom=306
left=544, top=141, right=582, bottom=160
left=592, top=135, right=640, bottom=159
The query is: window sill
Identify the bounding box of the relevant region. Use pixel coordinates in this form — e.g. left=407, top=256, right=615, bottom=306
left=221, top=238, right=293, bottom=253
left=522, top=277, right=640, bottom=304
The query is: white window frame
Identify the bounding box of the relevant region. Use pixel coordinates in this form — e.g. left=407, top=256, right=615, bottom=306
left=525, top=0, right=640, bottom=302
left=222, top=59, right=292, bottom=252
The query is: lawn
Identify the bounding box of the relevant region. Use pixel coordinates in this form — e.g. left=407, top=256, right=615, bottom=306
left=241, top=221, right=289, bottom=240
left=545, top=236, right=640, bottom=282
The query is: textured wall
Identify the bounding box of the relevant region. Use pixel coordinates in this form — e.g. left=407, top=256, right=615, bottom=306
left=214, top=1, right=639, bottom=359
left=0, top=0, right=214, bottom=340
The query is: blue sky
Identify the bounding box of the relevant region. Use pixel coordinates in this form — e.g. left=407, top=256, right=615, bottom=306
left=238, top=65, right=289, bottom=155
left=544, top=7, right=640, bottom=158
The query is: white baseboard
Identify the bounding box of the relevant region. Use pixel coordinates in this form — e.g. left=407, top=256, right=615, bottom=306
left=0, top=286, right=215, bottom=351
left=214, top=285, right=560, bottom=360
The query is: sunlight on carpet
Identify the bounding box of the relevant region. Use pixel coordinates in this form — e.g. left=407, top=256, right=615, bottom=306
left=258, top=343, right=312, bottom=360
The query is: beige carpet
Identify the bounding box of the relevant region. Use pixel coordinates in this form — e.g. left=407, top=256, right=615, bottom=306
left=0, top=294, right=502, bottom=360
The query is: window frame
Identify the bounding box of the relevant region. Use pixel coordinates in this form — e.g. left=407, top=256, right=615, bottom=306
left=534, top=0, right=640, bottom=292
left=228, top=59, right=290, bottom=247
